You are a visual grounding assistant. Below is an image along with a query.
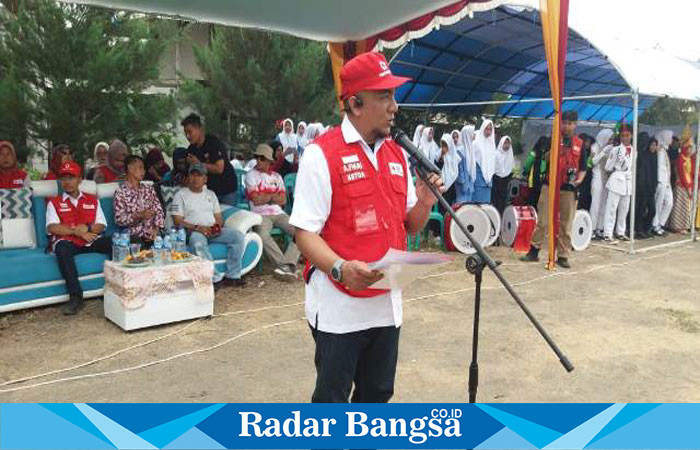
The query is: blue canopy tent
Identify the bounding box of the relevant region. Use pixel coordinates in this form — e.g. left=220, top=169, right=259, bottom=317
left=389, top=4, right=700, bottom=252
left=390, top=5, right=699, bottom=122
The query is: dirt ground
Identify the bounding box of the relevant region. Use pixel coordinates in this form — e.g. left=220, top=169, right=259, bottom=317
left=1, top=234, right=699, bottom=404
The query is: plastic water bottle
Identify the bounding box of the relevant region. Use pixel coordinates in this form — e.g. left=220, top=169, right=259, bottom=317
left=163, top=235, right=172, bottom=263
left=153, top=236, right=163, bottom=265
left=176, top=227, right=187, bottom=252
left=112, top=233, right=121, bottom=261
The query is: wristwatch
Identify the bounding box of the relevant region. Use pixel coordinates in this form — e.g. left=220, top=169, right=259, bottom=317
left=330, top=259, right=345, bottom=283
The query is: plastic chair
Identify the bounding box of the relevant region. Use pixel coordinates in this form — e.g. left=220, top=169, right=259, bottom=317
left=426, top=203, right=446, bottom=250
left=283, top=173, right=297, bottom=214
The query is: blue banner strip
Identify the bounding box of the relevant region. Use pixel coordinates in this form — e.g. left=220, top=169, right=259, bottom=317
left=1, top=403, right=699, bottom=449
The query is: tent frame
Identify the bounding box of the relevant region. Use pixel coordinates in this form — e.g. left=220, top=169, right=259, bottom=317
left=399, top=91, right=700, bottom=255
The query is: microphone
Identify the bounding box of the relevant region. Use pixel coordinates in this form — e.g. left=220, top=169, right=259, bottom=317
left=391, top=128, right=441, bottom=175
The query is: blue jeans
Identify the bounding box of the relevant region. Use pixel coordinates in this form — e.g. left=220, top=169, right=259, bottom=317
left=189, top=228, right=244, bottom=279
left=217, top=192, right=238, bottom=206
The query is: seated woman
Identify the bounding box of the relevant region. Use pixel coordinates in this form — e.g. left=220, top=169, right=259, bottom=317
left=145, top=147, right=171, bottom=183
left=160, top=147, right=189, bottom=187
left=85, top=142, right=109, bottom=181
left=44, top=144, right=72, bottom=180
left=94, top=139, right=129, bottom=183
left=113, top=155, right=165, bottom=247
left=0, top=141, right=30, bottom=189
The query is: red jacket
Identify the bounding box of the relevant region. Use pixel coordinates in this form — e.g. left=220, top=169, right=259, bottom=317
left=305, top=127, right=408, bottom=297
left=0, top=169, right=27, bottom=189
left=49, top=194, right=99, bottom=248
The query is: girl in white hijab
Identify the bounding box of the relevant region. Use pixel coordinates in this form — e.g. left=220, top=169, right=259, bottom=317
left=472, top=119, right=497, bottom=204
left=492, top=135, right=514, bottom=213
left=435, top=133, right=462, bottom=218
left=277, top=118, right=298, bottom=163
left=455, top=124, right=476, bottom=204
left=418, top=127, right=440, bottom=163
left=589, top=128, right=615, bottom=237
left=296, top=121, right=308, bottom=149
left=412, top=124, right=425, bottom=148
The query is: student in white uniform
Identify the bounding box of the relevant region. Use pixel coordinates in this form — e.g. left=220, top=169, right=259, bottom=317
left=652, top=129, right=674, bottom=235
left=603, top=125, right=633, bottom=243
left=589, top=128, right=614, bottom=238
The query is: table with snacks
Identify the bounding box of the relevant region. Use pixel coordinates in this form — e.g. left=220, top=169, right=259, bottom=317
left=103, top=250, right=215, bottom=331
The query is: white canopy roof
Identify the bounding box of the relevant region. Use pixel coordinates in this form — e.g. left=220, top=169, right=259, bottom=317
left=58, top=0, right=510, bottom=43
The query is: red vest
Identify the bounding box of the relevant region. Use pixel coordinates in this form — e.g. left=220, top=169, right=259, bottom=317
left=99, top=165, right=120, bottom=183
left=0, top=169, right=27, bottom=189
left=306, top=127, right=408, bottom=298
left=49, top=194, right=99, bottom=247
left=556, top=135, right=583, bottom=188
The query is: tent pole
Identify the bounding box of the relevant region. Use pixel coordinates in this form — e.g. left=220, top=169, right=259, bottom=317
left=399, top=92, right=634, bottom=108
left=629, top=89, right=639, bottom=254
left=691, top=105, right=700, bottom=242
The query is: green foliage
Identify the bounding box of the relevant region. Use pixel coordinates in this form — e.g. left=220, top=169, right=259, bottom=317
left=640, top=97, right=698, bottom=126
left=0, top=0, right=177, bottom=163
left=180, top=26, right=338, bottom=146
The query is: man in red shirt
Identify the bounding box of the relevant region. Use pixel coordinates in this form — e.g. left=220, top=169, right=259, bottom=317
left=522, top=110, right=586, bottom=268
left=47, top=161, right=111, bottom=315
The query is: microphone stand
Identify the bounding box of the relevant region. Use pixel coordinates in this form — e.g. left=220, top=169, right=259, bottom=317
left=411, top=160, right=574, bottom=403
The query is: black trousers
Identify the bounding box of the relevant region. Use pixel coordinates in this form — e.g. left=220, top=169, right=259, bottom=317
left=54, top=236, right=112, bottom=298
left=310, top=325, right=401, bottom=403
left=634, top=191, right=656, bottom=232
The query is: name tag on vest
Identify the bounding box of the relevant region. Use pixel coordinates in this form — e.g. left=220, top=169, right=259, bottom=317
left=389, top=162, right=404, bottom=177
left=82, top=204, right=96, bottom=210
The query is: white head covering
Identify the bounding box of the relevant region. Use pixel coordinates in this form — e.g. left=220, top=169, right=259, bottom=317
left=440, top=133, right=462, bottom=190
left=419, top=127, right=440, bottom=163
left=459, top=124, right=477, bottom=180
left=494, top=136, right=514, bottom=177
left=296, top=121, right=308, bottom=149
left=304, top=122, right=325, bottom=143
left=278, top=118, right=298, bottom=163
left=86, top=141, right=109, bottom=172
left=412, top=124, right=425, bottom=147
left=595, top=128, right=614, bottom=150
left=474, top=119, right=496, bottom=182
left=656, top=129, right=674, bottom=150
left=451, top=129, right=461, bottom=147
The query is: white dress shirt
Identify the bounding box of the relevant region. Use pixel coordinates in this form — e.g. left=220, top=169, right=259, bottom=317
left=289, top=116, right=418, bottom=334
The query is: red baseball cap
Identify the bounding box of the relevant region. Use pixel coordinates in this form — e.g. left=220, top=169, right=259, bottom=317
left=58, top=161, right=81, bottom=178
left=340, top=52, right=411, bottom=100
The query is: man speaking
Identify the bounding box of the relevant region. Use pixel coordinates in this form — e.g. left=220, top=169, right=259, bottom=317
left=290, top=52, right=443, bottom=403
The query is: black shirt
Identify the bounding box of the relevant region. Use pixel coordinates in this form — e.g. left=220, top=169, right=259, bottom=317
left=187, top=134, right=237, bottom=197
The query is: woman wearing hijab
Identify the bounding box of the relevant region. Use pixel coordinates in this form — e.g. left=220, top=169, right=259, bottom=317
left=435, top=133, right=462, bottom=215
left=455, top=124, right=476, bottom=204
left=85, top=142, right=109, bottom=181
left=668, top=135, right=696, bottom=233
left=652, top=130, right=674, bottom=235
left=0, top=141, right=30, bottom=189
left=472, top=119, right=497, bottom=204
left=303, top=122, right=325, bottom=146
left=634, top=134, right=658, bottom=238
left=418, top=127, right=440, bottom=164
left=412, top=124, right=425, bottom=148
left=161, top=147, right=189, bottom=187
left=144, top=147, right=171, bottom=183
left=492, top=135, right=514, bottom=214
left=277, top=118, right=298, bottom=164
left=296, top=121, right=308, bottom=151
left=94, top=139, right=130, bottom=183
left=589, top=129, right=614, bottom=237
left=44, top=144, right=73, bottom=180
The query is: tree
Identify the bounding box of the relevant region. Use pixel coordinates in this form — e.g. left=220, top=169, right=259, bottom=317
left=0, top=0, right=177, bottom=162
left=180, top=26, right=338, bottom=147
left=640, top=97, right=698, bottom=127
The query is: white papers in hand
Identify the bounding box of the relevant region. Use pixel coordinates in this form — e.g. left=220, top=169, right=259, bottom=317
left=367, top=248, right=454, bottom=290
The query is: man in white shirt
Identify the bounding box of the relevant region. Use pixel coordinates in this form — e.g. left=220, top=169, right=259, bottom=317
left=46, top=161, right=110, bottom=315
left=603, top=125, right=633, bottom=243
left=244, top=144, right=300, bottom=281
left=290, top=52, right=442, bottom=403
left=172, top=163, right=245, bottom=287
